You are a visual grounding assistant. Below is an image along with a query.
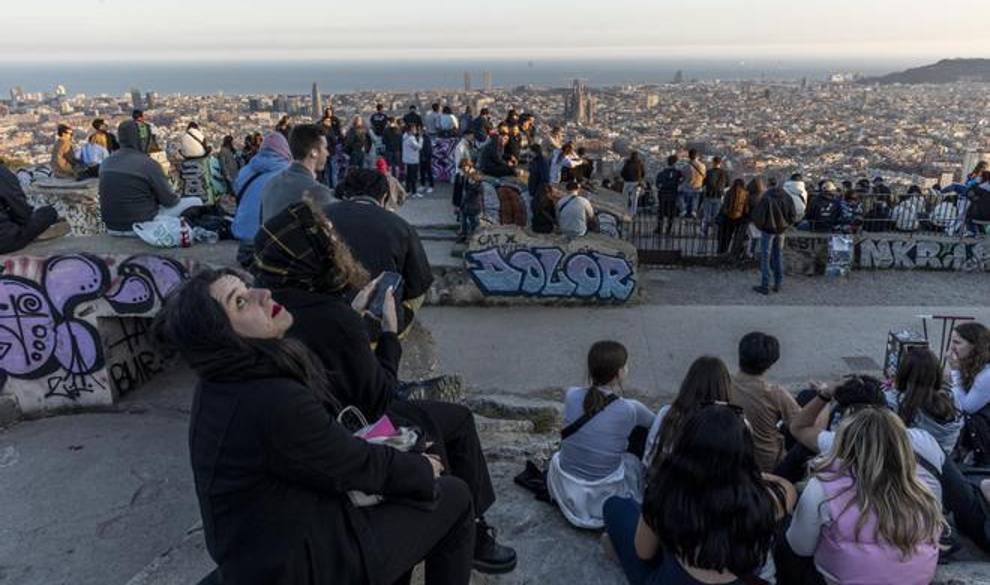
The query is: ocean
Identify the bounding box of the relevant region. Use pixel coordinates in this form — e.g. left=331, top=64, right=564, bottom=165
left=0, top=58, right=923, bottom=96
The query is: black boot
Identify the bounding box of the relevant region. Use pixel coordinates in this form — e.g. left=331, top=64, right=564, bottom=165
left=473, top=518, right=517, bottom=574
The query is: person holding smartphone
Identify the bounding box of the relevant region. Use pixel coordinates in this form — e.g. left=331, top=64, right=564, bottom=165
left=253, top=201, right=517, bottom=575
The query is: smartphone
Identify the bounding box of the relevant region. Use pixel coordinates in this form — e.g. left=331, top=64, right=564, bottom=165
left=367, top=272, right=403, bottom=320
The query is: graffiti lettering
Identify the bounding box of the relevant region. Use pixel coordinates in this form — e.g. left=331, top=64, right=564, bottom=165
left=857, top=239, right=990, bottom=272
left=465, top=246, right=635, bottom=302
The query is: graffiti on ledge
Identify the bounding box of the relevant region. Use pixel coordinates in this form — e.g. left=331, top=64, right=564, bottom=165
left=0, top=253, right=186, bottom=399
left=465, top=246, right=636, bottom=302
left=858, top=239, right=990, bottom=271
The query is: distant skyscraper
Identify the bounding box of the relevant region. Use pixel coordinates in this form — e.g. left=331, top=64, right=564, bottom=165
left=130, top=88, right=143, bottom=110
left=564, top=79, right=593, bottom=126
left=274, top=94, right=288, bottom=113
left=311, top=82, right=322, bottom=117
left=248, top=97, right=262, bottom=112
left=483, top=72, right=493, bottom=92
left=145, top=92, right=157, bottom=110
left=673, top=70, right=684, bottom=84
left=464, top=72, right=472, bottom=92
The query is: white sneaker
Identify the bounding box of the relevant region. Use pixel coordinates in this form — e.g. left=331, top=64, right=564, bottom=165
left=427, top=187, right=434, bottom=194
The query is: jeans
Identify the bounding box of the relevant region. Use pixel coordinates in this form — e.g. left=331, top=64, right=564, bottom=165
left=759, top=232, right=784, bottom=289
left=700, top=197, right=722, bottom=236
left=942, top=456, right=990, bottom=552
left=322, top=157, right=335, bottom=188
left=349, top=150, right=366, bottom=170
left=678, top=188, right=700, bottom=217
left=623, top=182, right=641, bottom=216
left=421, top=160, right=435, bottom=188
left=460, top=211, right=479, bottom=236
left=603, top=497, right=658, bottom=585
left=405, top=163, right=420, bottom=194
left=386, top=151, right=402, bottom=177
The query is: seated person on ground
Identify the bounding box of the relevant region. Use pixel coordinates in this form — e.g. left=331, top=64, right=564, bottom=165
left=478, top=132, right=516, bottom=177
left=949, top=322, right=990, bottom=465
left=0, top=160, right=67, bottom=253
left=250, top=202, right=517, bottom=575
left=231, top=132, right=293, bottom=266
left=731, top=332, right=799, bottom=473
left=643, top=355, right=733, bottom=466
left=548, top=341, right=655, bottom=529
left=555, top=181, right=596, bottom=237
left=888, top=347, right=962, bottom=454
left=966, top=171, right=990, bottom=231
left=326, top=169, right=433, bottom=336
left=603, top=404, right=795, bottom=585
left=152, top=268, right=478, bottom=585
left=259, top=124, right=335, bottom=224
left=98, top=120, right=201, bottom=234
left=780, top=407, right=942, bottom=585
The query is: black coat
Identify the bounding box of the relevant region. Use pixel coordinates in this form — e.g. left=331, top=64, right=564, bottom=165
left=0, top=164, right=34, bottom=250
left=275, top=288, right=400, bottom=420
left=323, top=199, right=433, bottom=302
left=190, top=376, right=435, bottom=585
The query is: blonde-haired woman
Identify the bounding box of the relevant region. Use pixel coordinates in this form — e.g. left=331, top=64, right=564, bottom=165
left=781, top=407, right=943, bottom=584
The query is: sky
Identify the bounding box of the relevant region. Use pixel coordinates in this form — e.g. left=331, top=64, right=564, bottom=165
left=2, top=0, right=988, bottom=63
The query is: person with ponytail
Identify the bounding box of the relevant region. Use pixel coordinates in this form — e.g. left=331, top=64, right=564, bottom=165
left=948, top=322, right=990, bottom=465
left=547, top=341, right=655, bottom=529
left=152, top=268, right=477, bottom=585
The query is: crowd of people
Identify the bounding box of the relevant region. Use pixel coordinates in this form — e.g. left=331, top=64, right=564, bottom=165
left=541, top=325, right=990, bottom=584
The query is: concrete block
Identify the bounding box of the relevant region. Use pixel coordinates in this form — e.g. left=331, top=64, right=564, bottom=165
left=0, top=393, right=21, bottom=427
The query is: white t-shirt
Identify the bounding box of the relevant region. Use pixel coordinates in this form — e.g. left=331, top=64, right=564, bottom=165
left=556, top=194, right=595, bottom=237
left=642, top=405, right=671, bottom=467
left=816, top=427, right=943, bottom=503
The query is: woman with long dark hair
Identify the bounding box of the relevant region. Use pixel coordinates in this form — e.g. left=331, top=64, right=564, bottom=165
left=949, top=322, right=990, bottom=464
left=604, top=404, right=795, bottom=584
left=547, top=341, right=655, bottom=529
left=888, top=348, right=961, bottom=453
left=643, top=356, right=732, bottom=465
left=782, top=408, right=943, bottom=584
left=251, top=201, right=516, bottom=574
left=718, top=179, right=749, bottom=255
left=152, top=268, right=475, bottom=585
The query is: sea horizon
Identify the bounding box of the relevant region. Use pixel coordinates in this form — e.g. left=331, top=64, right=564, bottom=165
left=0, top=56, right=935, bottom=97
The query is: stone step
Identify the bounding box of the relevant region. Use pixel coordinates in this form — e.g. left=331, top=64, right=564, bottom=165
left=474, top=415, right=536, bottom=434
left=465, top=394, right=563, bottom=433
left=417, top=228, right=460, bottom=242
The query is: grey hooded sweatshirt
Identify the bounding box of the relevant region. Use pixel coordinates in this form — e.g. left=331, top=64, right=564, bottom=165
left=98, top=120, right=178, bottom=231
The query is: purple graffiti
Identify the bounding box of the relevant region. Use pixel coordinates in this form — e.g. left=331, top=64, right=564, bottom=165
left=0, top=277, right=58, bottom=377
left=466, top=246, right=636, bottom=302
left=431, top=138, right=459, bottom=183
left=0, top=253, right=190, bottom=399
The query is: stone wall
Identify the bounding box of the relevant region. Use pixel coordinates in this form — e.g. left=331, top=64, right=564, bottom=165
left=25, top=179, right=105, bottom=236
left=0, top=253, right=193, bottom=415
left=783, top=231, right=989, bottom=274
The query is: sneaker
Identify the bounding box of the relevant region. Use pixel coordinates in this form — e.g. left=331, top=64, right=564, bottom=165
left=771, top=284, right=781, bottom=293
left=473, top=519, right=517, bottom=574
left=752, top=286, right=770, bottom=295
left=37, top=220, right=71, bottom=241
left=426, top=187, right=434, bottom=194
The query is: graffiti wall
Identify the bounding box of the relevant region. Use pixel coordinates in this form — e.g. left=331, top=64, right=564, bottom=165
left=858, top=238, right=990, bottom=271
left=0, top=253, right=189, bottom=414
left=431, top=137, right=459, bottom=183
left=463, top=227, right=638, bottom=303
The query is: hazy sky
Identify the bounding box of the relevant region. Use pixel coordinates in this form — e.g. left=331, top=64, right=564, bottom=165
left=3, top=0, right=988, bottom=62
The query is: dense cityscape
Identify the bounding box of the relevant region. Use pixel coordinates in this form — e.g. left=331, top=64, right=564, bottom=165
left=2, top=75, right=988, bottom=189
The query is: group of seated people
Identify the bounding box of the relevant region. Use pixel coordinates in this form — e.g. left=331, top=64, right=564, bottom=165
left=545, top=325, right=990, bottom=584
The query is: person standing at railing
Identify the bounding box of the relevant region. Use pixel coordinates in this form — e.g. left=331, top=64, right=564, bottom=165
left=700, top=156, right=728, bottom=237
left=750, top=178, right=796, bottom=295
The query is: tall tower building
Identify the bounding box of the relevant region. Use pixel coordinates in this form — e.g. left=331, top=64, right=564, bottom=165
left=564, top=79, right=593, bottom=125
left=145, top=92, right=157, bottom=110
left=311, top=82, right=322, bottom=117
left=130, top=88, right=144, bottom=111
left=464, top=72, right=472, bottom=92
left=483, top=72, right=493, bottom=92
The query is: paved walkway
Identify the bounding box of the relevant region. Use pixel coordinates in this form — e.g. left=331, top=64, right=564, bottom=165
left=421, top=304, right=990, bottom=404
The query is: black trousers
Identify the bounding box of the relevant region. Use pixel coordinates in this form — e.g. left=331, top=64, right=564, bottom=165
left=773, top=389, right=818, bottom=484
left=420, top=160, right=435, bottom=188
left=372, top=475, right=476, bottom=585
left=717, top=218, right=743, bottom=254
left=942, top=456, right=990, bottom=552
left=405, top=163, right=420, bottom=193
left=0, top=206, right=58, bottom=254
left=412, top=399, right=497, bottom=516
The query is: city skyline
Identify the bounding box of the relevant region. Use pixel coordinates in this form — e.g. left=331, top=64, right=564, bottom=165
left=2, top=0, right=989, bottom=62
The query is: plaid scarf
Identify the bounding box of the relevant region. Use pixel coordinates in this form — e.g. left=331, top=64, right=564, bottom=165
left=252, top=202, right=346, bottom=293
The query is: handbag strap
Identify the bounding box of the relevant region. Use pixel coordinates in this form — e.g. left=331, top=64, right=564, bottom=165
left=560, top=392, right=619, bottom=440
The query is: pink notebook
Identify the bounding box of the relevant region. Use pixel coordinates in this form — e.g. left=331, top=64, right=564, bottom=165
left=357, top=415, right=399, bottom=440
